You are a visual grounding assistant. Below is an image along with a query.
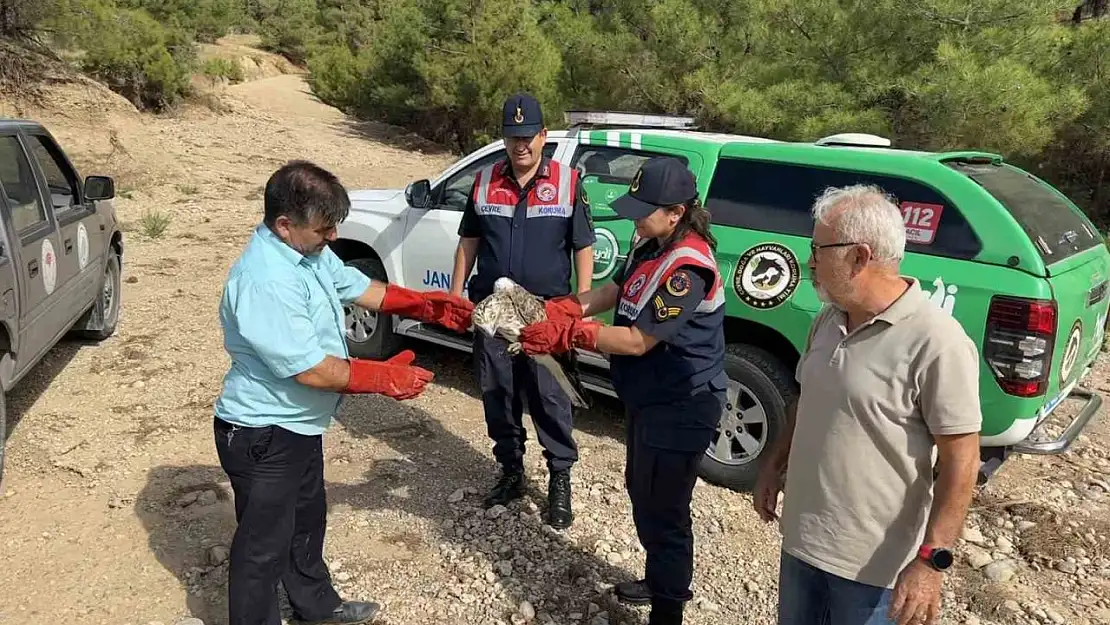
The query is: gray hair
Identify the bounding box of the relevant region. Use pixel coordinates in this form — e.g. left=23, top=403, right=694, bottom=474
left=811, top=184, right=906, bottom=264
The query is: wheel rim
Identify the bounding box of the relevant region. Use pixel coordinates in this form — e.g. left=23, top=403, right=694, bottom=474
left=344, top=304, right=377, bottom=343
left=707, top=376, right=769, bottom=466
left=102, top=261, right=117, bottom=320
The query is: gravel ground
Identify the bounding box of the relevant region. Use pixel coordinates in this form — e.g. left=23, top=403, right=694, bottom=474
left=0, top=38, right=1108, bottom=625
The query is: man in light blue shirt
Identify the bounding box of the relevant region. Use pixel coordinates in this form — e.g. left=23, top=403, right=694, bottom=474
left=214, top=160, right=474, bottom=625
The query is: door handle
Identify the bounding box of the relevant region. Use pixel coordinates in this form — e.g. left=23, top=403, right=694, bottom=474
left=28, top=258, right=38, bottom=277
left=64, top=238, right=73, bottom=254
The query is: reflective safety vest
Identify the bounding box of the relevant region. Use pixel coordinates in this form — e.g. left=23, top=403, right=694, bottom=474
left=610, top=232, right=728, bottom=410
left=467, top=159, right=580, bottom=302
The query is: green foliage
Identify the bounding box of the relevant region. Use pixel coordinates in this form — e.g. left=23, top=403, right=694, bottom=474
left=78, top=6, right=196, bottom=110
left=202, top=56, right=245, bottom=83
left=0, top=0, right=60, bottom=36
left=301, top=0, right=1110, bottom=225
left=255, top=0, right=320, bottom=64
left=11, top=0, right=1110, bottom=227
left=118, top=0, right=249, bottom=42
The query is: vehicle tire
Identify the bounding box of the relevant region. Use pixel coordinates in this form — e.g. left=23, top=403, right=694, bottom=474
left=343, top=256, right=403, bottom=360
left=698, top=343, right=798, bottom=493
left=0, top=389, right=7, bottom=491
left=79, top=253, right=122, bottom=341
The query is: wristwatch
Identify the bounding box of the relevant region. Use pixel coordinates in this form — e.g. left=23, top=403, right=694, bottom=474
left=918, top=544, right=954, bottom=571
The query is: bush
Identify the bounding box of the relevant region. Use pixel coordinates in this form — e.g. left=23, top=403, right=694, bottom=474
left=0, top=0, right=59, bottom=37
left=80, top=7, right=195, bottom=111
left=117, top=0, right=248, bottom=42
left=202, top=56, right=244, bottom=83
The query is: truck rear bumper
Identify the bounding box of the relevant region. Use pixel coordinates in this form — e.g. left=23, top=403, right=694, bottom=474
left=1011, top=385, right=1102, bottom=455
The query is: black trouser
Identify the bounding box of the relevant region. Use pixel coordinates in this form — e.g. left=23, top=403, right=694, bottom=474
left=214, top=417, right=342, bottom=625
left=624, top=391, right=722, bottom=604
left=474, top=330, right=578, bottom=473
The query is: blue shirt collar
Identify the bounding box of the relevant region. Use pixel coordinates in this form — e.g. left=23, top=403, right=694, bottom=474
left=255, top=223, right=308, bottom=266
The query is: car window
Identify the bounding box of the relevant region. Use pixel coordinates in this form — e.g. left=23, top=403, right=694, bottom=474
left=28, top=135, right=81, bottom=213
left=0, top=135, right=48, bottom=233
left=947, top=162, right=1100, bottom=263
left=571, top=147, right=689, bottom=209
left=434, top=143, right=558, bottom=212
left=571, top=146, right=689, bottom=183
left=705, top=158, right=983, bottom=260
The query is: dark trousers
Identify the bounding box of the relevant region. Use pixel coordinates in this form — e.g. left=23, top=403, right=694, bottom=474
left=474, top=330, right=578, bottom=473
left=214, top=417, right=342, bottom=625
left=624, top=393, right=720, bottom=604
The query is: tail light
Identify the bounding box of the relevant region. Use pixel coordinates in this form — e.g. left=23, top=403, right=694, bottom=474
left=983, top=296, right=1057, bottom=397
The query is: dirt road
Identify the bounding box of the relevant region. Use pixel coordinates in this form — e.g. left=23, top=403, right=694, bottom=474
left=0, top=42, right=1109, bottom=625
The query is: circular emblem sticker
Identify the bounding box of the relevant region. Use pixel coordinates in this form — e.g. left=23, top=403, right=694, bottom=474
left=592, top=228, right=619, bottom=280
left=666, top=271, right=691, bottom=297
left=626, top=274, right=647, bottom=298
left=733, top=243, right=800, bottom=309
left=536, top=182, right=557, bottom=203
left=1060, top=320, right=1083, bottom=384
left=77, top=222, right=90, bottom=270
left=42, top=238, right=57, bottom=295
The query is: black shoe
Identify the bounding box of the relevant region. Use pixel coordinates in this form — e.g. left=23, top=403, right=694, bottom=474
left=648, top=598, right=684, bottom=625
left=614, top=579, right=652, bottom=605
left=546, top=469, right=573, bottom=529
left=484, top=469, right=525, bottom=508
left=299, top=600, right=380, bottom=624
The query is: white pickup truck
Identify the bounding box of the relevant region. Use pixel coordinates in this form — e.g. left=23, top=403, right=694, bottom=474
left=330, top=129, right=622, bottom=389
left=329, top=112, right=781, bottom=493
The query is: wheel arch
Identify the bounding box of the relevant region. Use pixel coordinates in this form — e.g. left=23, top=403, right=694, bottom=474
left=723, top=316, right=801, bottom=374
left=0, top=321, right=13, bottom=392
left=109, top=230, right=123, bottom=258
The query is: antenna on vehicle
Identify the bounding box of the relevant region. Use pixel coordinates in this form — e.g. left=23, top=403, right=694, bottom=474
left=564, top=110, right=699, bottom=131
left=814, top=133, right=892, bottom=148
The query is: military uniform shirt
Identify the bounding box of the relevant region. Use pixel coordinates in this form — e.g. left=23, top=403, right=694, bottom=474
left=458, top=158, right=595, bottom=301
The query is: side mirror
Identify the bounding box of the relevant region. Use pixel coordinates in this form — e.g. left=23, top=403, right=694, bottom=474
left=405, top=179, right=432, bottom=209
left=84, top=175, right=115, bottom=202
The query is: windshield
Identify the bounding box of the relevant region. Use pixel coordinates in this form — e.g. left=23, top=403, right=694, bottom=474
left=948, top=162, right=1101, bottom=263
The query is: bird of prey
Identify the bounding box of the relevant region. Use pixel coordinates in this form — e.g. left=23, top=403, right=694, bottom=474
left=471, top=277, right=589, bottom=409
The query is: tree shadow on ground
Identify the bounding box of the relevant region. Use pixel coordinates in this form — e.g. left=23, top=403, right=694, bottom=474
left=396, top=339, right=632, bottom=447
left=134, top=391, right=646, bottom=625
left=327, top=391, right=645, bottom=623
left=328, top=117, right=455, bottom=158
left=5, top=339, right=85, bottom=445
left=133, top=462, right=238, bottom=625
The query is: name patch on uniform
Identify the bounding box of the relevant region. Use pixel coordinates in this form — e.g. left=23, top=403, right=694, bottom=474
left=476, top=203, right=514, bottom=218
left=653, top=295, right=682, bottom=321
left=526, top=204, right=572, bottom=219
left=666, top=270, right=691, bottom=297
left=617, top=299, right=639, bottom=319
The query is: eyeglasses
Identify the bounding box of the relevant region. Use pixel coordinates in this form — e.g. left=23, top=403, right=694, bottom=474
left=810, top=241, right=859, bottom=254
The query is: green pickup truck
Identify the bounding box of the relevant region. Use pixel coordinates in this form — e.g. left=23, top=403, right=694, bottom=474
left=334, top=112, right=1108, bottom=492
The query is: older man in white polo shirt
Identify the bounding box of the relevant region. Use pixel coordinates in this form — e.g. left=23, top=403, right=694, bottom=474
left=754, top=184, right=982, bottom=625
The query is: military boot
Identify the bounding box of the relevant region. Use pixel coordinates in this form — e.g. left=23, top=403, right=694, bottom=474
left=484, top=468, right=525, bottom=508
left=613, top=579, right=652, bottom=605
left=647, top=598, right=684, bottom=625
left=546, top=469, right=574, bottom=529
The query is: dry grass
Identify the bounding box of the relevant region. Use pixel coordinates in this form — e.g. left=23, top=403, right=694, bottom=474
left=1009, top=501, right=1110, bottom=562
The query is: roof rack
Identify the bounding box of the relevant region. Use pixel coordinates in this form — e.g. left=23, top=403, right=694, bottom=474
left=564, top=110, right=698, bottom=131
left=814, top=133, right=892, bottom=148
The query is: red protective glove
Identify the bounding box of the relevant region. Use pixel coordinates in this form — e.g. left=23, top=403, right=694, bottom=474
left=519, top=318, right=601, bottom=355
left=544, top=295, right=585, bottom=322
left=343, top=350, right=434, bottom=399
left=379, top=284, right=474, bottom=333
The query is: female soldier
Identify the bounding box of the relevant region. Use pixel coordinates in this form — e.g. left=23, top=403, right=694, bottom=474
left=518, top=156, right=727, bottom=625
